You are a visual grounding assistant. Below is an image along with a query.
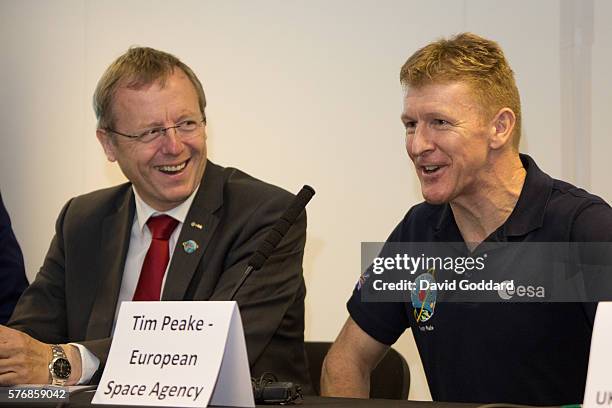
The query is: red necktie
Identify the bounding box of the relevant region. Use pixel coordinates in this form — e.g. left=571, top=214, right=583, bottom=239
left=133, top=215, right=179, bottom=301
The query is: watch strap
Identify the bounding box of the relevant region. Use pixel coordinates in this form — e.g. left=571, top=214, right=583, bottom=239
left=49, top=344, right=69, bottom=386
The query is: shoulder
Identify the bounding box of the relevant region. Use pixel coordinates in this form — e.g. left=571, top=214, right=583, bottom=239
left=550, top=178, right=608, bottom=207
left=546, top=178, right=612, bottom=241
left=64, top=183, right=132, bottom=216
left=222, top=166, right=294, bottom=199
left=209, top=164, right=307, bottom=251
left=218, top=165, right=296, bottom=213
left=58, top=183, right=133, bottom=230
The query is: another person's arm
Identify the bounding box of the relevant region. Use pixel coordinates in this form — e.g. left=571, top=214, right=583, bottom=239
left=0, top=192, right=28, bottom=325
left=321, top=316, right=389, bottom=398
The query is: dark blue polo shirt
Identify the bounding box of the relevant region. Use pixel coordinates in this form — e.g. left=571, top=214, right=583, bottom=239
left=348, top=154, right=612, bottom=405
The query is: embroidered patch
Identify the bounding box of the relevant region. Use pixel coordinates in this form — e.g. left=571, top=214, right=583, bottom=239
left=411, top=271, right=437, bottom=323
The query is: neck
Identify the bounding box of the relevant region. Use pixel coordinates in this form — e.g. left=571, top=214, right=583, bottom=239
left=450, top=153, right=526, bottom=249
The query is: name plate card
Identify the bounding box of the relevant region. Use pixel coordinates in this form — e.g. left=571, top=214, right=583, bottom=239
left=92, top=301, right=254, bottom=407
left=584, top=302, right=612, bottom=408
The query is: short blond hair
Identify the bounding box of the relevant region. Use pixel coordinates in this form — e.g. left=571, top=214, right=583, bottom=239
left=93, top=47, right=206, bottom=130
left=400, top=33, right=521, bottom=148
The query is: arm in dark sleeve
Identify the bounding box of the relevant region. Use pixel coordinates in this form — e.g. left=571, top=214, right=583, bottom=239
left=9, top=197, right=117, bottom=384
left=7, top=199, right=72, bottom=342
left=7, top=198, right=110, bottom=384
left=347, top=216, right=412, bottom=346
left=571, top=202, right=612, bottom=242
left=347, top=281, right=410, bottom=346
left=570, top=201, right=612, bottom=325
left=209, top=191, right=307, bottom=381
left=0, top=192, right=28, bottom=325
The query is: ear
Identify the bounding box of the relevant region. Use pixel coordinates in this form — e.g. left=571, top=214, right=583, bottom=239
left=96, top=129, right=118, bottom=162
left=488, top=108, right=516, bottom=150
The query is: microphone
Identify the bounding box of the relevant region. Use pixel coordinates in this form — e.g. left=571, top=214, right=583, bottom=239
left=228, top=185, right=315, bottom=301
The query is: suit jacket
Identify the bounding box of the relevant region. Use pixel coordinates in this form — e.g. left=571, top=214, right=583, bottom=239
left=8, top=161, right=310, bottom=388
left=0, top=192, right=28, bottom=325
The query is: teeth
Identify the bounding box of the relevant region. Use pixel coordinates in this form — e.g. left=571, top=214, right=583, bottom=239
left=424, top=166, right=440, bottom=171
left=158, top=161, right=187, bottom=172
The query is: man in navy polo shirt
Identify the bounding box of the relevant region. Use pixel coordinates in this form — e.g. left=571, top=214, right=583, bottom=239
left=321, top=33, right=612, bottom=405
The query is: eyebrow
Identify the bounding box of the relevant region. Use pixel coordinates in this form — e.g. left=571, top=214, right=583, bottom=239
left=401, top=110, right=454, bottom=121
left=426, top=110, right=452, bottom=118
left=134, top=112, right=200, bottom=129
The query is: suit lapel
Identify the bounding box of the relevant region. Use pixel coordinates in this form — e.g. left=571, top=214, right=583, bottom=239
left=86, top=189, right=135, bottom=340
left=162, top=161, right=225, bottom=300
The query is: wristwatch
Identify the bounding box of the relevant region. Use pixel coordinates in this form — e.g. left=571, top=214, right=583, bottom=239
left=48, top=344, right=71, bottom=386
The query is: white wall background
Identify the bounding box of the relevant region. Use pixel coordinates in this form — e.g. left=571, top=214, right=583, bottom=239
left=1, top=0, right=610, bottom=400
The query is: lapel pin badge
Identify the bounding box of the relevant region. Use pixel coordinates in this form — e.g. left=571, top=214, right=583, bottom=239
left=190, top=221, right=203, bottom=230
left=182, top=240, right=199, bottom=254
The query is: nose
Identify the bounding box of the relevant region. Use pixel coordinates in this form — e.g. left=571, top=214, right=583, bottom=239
left=407, top=123, right=434, bottom=158
left=160, top=127, right=184, bottom=155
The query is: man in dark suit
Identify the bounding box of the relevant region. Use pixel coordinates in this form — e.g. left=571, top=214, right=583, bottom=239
left=0, top=192, right=28, bottom=325
left=0, top=47, right=309, bottom=388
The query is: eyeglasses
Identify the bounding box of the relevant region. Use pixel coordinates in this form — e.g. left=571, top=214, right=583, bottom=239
left=106, top=119, right=205, bottom=143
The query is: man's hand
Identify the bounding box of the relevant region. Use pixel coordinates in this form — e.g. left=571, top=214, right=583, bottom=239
left=0, top=325, right=50, bottom=385
left=0, top=325, right=82, bottom=385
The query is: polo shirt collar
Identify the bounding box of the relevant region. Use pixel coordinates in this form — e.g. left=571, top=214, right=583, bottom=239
left=502, top=154, right=552, bottom=237
left=433, top=154, right=552, bottom=240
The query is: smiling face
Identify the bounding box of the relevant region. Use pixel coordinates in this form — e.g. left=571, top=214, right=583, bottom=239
left=97, top=69, right=207, bottom=211
left=401, top=82, right=495, bottom=205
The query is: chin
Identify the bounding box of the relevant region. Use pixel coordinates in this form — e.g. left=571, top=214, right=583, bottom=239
left=423, top=197, right=448, bottom=205
left=157, top=187, right=194, bottom=206
left=421, top=190, right=451, bottom=205
left=168, top=190, right=195, bottom=204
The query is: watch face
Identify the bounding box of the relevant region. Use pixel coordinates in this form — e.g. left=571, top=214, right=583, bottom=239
left=52, top=358, right=71, bottom=380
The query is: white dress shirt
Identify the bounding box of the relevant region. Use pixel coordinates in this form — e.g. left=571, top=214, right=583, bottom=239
left=72, top=185, right=200, bottom=384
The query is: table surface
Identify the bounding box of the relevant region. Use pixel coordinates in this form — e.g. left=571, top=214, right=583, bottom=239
left=0, top=389, right=486, bottom=408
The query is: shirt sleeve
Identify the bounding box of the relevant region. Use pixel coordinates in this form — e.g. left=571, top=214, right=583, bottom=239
left=571, top=201, right=612, bottom=324
left=70, top=343, right=100, bottom=385
left=571, top=201, right=612, bottom=242
left=346, top=218, right=412, bottom=345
